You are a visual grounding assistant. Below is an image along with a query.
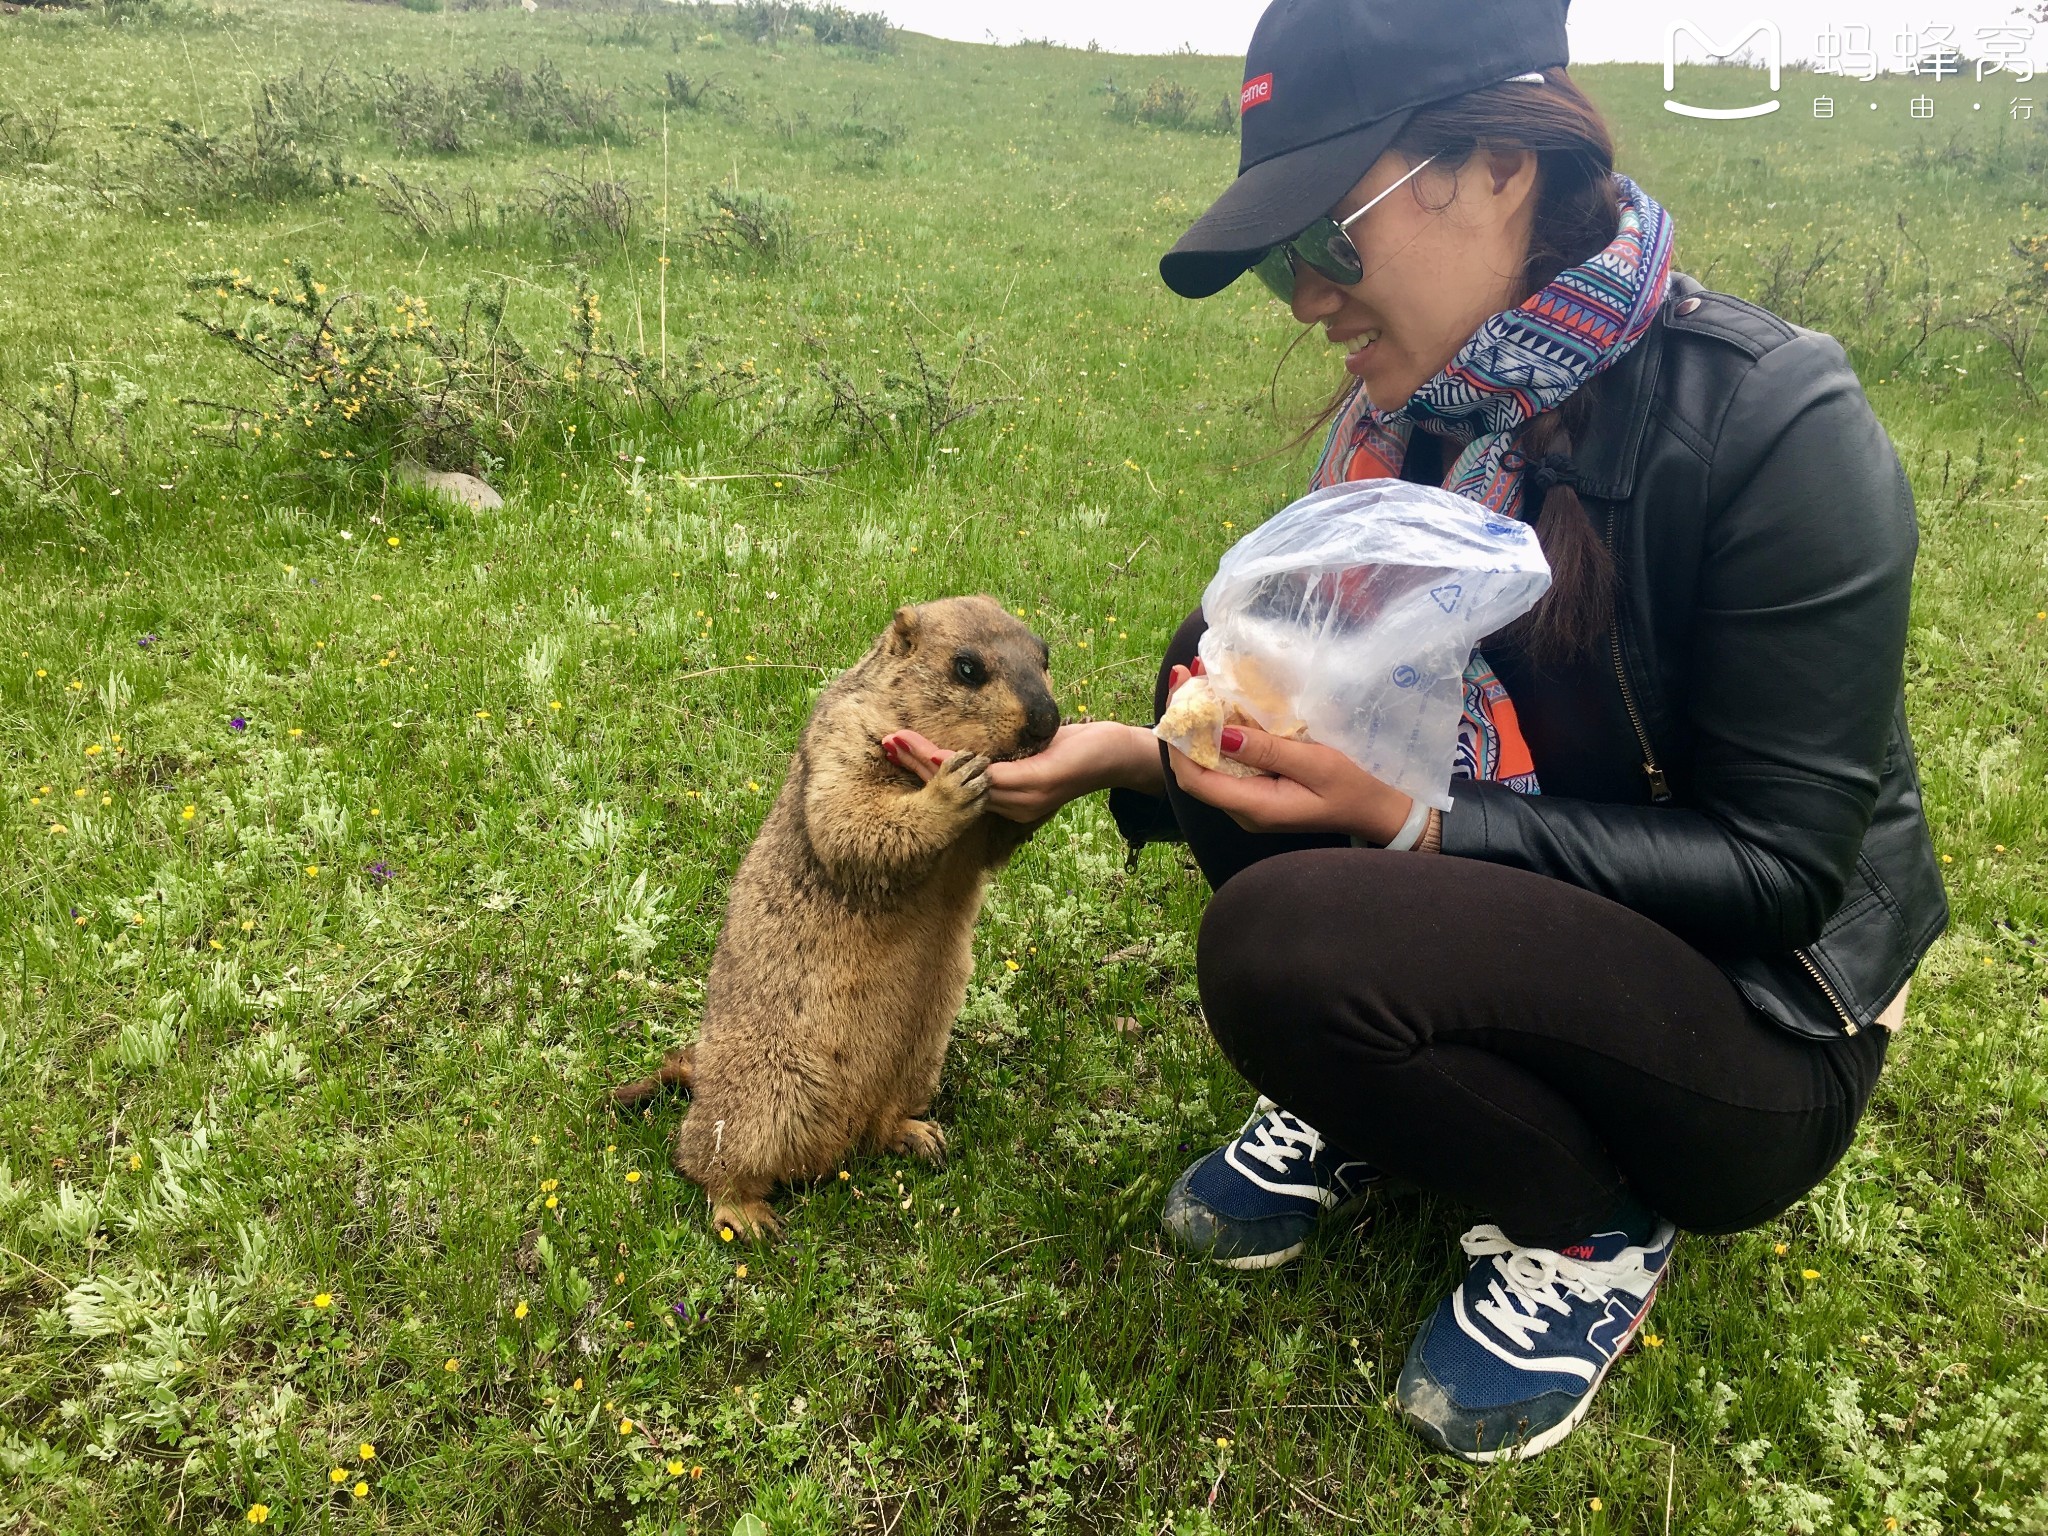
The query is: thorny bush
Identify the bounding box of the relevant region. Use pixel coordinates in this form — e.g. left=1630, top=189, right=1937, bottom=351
left=177, top=261, right=742, bottom=475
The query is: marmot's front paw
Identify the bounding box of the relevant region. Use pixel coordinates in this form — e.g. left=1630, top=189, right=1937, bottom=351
left=927, top=751, right=991, bottom=817
left=884, top=1117, right=948, bottom=1163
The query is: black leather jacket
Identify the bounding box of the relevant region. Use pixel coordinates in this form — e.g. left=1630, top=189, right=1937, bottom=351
left=1112, top=269, right=1949, bottom=1042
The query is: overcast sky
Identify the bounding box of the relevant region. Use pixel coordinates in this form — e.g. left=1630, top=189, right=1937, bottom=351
left=874, top=1, right=2045, bottom=70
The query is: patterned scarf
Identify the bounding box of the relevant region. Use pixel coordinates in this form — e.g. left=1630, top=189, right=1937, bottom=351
left=1308, top=169, right=1677, bottom=796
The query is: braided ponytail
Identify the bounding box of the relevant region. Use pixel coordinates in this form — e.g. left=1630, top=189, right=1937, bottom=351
left=1494, top=389, right=1614, bottom=665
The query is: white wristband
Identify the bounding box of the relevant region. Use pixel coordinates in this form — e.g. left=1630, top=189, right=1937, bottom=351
left=1380, top=796, right=1432, bottom=852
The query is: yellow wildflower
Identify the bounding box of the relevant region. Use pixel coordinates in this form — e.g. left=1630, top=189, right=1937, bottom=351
left=246, top=1505, right=270, bottom=1524
left=667, top=1460, right=685, bottom=1476
left=359, top=1442, right=376, bottom=1461
left=443, top=1357, right=459, bottom=1372
left=626, top=1170, right=642, bottom=1184
left=313, top=1292, right=334, bottom=1309
left=330, top=1467, right=348, bottom=1484
left=515, top=1301, right=529, bottom=1320
left=617, top=1417, right=634, bottom=1435
left=353, top=1482, right=369, bottom=1499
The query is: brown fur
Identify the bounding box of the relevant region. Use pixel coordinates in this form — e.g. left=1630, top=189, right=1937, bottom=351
left=610, top=595, right=1059, bottom=1239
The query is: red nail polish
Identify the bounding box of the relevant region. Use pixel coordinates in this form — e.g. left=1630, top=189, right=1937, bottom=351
left=929, top=754, right=946, bottom=766
left=1219, top=727, right=1244, bottom=753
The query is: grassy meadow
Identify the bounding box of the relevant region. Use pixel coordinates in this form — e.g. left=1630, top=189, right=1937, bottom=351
left=3, top=3, right=2047, bottom=1530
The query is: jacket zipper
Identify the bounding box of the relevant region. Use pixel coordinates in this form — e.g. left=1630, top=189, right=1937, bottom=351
left=1602, top=506, right=1673, bottom=804
left=1600, top=509, right=1860, bottom=1035
left=1794, top=947, right=1860, bottom=1035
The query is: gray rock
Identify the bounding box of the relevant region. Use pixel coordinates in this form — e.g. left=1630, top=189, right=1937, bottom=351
left=395, top=463, right=504, bottom=510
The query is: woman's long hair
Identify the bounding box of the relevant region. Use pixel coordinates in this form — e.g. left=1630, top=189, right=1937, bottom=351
left=1290, top=67, right=1625, bottom=664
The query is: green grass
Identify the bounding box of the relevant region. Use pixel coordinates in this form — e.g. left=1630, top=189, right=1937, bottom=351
left=3, top=3, right=2048, bottom=1531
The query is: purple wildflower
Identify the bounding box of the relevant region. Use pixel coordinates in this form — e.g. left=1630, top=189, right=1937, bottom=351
left=366, top=861, right=394, bottom=886
left=137, top=634, right=158, bottom=649
left=229, top=716, right=247, bottom=731
left=671, top=1301, right=692, bottom=1324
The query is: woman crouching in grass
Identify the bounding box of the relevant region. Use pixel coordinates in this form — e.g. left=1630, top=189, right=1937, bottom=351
left=890, top=0, right=1948, bottom=1463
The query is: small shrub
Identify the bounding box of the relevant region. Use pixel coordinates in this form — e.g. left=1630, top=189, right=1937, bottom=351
left=0, top=362, right=148, bottom=519
left=148, top=95, right=352, bottom=208
left=370, top=169, right=522, bottom=245
left=799, top=327, right=1008, bottom=469
left=685, top=184, right=797, bottom=265
left=533, top=160, right=638, bottom=249
left=1102, top=76, right=1234, bottom=135
left=727, top=0, right=894, bottom=52
left=364, top=59, right=630, bottom=154
left=179, top=260, right=741, bottom=473
left=768, top=97, right=903, bottom=170
left=0, top=104, right=67, bottom=168
left=474, top=59, right=630, bottom=145
left=662, top=70, right=725, bottom=111
left=366, top=66, right=475, bottom=154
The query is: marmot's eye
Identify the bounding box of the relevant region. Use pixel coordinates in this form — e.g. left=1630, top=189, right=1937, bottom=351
left=953, top=653, right=986, bottom=686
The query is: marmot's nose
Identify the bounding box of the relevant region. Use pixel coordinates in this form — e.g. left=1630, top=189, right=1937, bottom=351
left=1025, top=697, right=1060, bottom=746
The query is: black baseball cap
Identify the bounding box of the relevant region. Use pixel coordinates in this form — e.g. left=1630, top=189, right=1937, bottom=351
left=1160, top=0, right=1572, bottom=299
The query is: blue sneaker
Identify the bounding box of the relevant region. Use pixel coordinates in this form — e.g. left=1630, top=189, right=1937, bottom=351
left=1397, top=1219, right=1679, bottom=1462
left=1160, top=1097, right=1381, bottom=1269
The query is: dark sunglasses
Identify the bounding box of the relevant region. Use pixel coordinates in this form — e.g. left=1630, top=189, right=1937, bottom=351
left=1249, top=154, right=1438, bottom=304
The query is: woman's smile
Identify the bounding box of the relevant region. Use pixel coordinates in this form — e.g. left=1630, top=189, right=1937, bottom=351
left=1330, top=324, right=1385, bottom=377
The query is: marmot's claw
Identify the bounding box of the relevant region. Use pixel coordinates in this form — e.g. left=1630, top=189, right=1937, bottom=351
left=711, top=1198, right=782, bottom=1241
left=932, top=751, right=992, bottom=807
left=887, top=1117, right=948, bottom=1162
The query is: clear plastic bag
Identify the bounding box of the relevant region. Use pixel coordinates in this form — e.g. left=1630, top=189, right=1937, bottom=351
left=1172, top=478, right=1552, bottom=811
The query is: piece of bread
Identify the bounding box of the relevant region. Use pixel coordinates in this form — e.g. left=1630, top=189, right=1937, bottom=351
left=1154, top=674, right=1264, bottom=777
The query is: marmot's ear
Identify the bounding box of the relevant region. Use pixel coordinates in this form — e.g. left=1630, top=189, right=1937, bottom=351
left=888, top=604, right=921, bottom=653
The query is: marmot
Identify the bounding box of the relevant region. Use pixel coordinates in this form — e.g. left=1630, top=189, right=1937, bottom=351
left=611, top=595, right=1059, bottom=1239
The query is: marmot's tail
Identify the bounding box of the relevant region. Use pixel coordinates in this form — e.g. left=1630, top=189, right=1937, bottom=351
left=611, top=1045, right=696, bottom=1106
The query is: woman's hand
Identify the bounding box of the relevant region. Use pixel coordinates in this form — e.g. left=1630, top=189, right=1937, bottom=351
left=1161, top=662, right=1416, bottom=843
left=881, top=719, right=1162, bottom=824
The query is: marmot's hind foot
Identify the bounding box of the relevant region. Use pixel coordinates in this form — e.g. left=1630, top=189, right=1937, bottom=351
left=610, top=1045, right=696, bottom=1108
left=710, top=1195, right=782, bottom=1242
left=883, top=1117, right=948, bottom=1163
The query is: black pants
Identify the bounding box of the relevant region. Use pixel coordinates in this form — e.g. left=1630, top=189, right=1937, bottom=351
left=1156, top=613, right=1888, bottom=1249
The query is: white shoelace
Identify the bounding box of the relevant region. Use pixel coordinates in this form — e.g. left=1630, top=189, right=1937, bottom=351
left=1236, top=1101, right=1326, bottom=1176
left=1460, top=1224, right=1637, bottom=1353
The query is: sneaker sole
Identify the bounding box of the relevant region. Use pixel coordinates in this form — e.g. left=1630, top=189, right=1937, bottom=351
left=1412, top=1267, right=1667, bottom=1464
